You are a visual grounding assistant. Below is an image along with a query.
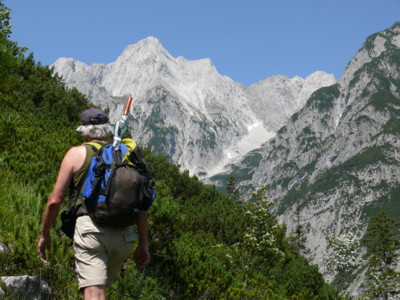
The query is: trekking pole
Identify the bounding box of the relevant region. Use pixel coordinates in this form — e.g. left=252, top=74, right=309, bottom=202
left=113, top=96, right=133, bottom=150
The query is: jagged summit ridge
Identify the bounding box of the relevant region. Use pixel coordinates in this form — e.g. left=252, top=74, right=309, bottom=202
left=52, top=37, right=335, bottom=177
left=247, top=71, right=336, bottom=132
left=339, top=22, right=400, bottom=89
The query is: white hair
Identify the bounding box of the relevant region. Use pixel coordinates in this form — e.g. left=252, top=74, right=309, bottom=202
left=76, top=123, right=113, bottom=140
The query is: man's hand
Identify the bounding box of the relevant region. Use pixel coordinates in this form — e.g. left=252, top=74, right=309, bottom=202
left=38, top=233, right=51, bottom=260
left=134, top=244, right=150, bottom=270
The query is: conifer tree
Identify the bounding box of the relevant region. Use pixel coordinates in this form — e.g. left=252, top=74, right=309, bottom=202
left=0, top=1, right=24, bottom=92
left=225, top=176, right=240, bottom=202
left=363, top=211, right=400, bottom=299
left=289, top=200, right=309, bottom=256
left=0, top=2, right=25, bottom=55
left=0, top=1, right=11, bottom=37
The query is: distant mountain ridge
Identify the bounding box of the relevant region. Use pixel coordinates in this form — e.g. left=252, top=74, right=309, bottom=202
left=218, top=22, right=400, bottom=294
left=52, top=37, right=335, bottom=178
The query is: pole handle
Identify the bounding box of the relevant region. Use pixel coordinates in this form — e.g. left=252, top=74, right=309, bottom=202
left=123, top=96, right=133, bottom=115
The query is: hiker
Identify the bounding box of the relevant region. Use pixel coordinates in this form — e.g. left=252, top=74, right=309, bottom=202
left=38, top=108, right=151, bottom=300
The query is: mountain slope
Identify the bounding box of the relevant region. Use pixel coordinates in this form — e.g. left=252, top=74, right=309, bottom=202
left=229, top=22, right=400, bottom=292
left=52, top=37, right=335, bottom=177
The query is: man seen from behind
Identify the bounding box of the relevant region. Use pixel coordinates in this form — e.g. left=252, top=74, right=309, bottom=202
left=38, top=108, right=151, bottom=300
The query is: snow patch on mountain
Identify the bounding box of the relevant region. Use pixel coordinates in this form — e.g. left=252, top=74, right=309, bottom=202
left=208, top=122, right=275, bottom=177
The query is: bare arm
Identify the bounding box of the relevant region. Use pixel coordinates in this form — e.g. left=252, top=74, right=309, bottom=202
left=134, top=211, right=150, bottom=270
left=38, top=146, right=85, bottom=260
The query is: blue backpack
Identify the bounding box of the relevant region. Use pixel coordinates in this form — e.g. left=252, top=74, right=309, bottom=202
left=81, top=142, right=155, bottom=227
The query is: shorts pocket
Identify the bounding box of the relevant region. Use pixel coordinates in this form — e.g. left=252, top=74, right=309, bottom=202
left=74, top=216, right=105, bottom=250
left=76, top=216, right=105, bottom=235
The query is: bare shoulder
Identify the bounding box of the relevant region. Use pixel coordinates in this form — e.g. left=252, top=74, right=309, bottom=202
left=62, top=145, right=86, bottom=173
left=64, top=145, right=86, bottom=159
left=50, top=145, right=87, bottom=198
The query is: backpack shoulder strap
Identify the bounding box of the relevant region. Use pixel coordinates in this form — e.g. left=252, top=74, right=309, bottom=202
left=66, top=143, right=101, bottom=211
left=68, top=142, right=104, bottom=200
left=83, top=142, right=103, bottom=151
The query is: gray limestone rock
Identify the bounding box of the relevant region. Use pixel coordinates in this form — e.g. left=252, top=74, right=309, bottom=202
left=0, top=276, right=51, bottom=300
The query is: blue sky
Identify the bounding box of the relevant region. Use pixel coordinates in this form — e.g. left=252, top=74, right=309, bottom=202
left=4, top=0, right=400, bottom=86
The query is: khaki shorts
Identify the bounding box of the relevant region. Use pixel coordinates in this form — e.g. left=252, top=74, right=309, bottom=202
left=73, top=215, right=138, bottom=289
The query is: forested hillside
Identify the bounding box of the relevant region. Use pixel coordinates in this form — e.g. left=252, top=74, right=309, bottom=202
left=0, top=2, right=339, bottom=299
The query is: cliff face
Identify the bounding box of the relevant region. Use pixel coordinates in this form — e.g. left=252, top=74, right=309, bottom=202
left=236, top=22, right=400, bottom=292
left=52, top=37, right=335, bottom=178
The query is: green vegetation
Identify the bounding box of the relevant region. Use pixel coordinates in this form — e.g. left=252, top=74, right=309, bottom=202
left=325, top=234, right=362, bottom=293
left=354, top=115, right=374, bottom=126
left=210, top=149, right=263, bottom=186
left=279, top=145, right=395, bottom=214
left=383, top=116, right=400, bottom=134
left=362, top=185, right=400, bottom=227
left=1, top=9, right=399, bottom=299
left=296, top=126, right=320, bottom=153
left=362, top=212, right=400, bottom=299
left=350, top=42, right=400, bottom=114
left=290, top=112, right=298, bottom=122
left=0, top=2, right=346, bottom=299
left=281, top=161, right=299, bottom=173
left=367, top=75, right=400, bottom=114
left=277, top=125, right=287, bottom=135
left=0, top=2, right=339, bottom=298
left=143, top=97, right=179, bottom=159
left=305, top=84, right=340, bottom=113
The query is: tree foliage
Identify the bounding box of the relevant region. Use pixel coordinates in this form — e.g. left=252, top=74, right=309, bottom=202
left=325, top=233, right=362, bottom=293
left=0, top=2, right=339, bottom=298
left=288, top=200, right=309, bottom=256
left=362, top=211, right=400, bottom=299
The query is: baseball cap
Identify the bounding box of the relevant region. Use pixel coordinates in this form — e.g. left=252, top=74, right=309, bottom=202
left=81, top=108, right=109, bottom=125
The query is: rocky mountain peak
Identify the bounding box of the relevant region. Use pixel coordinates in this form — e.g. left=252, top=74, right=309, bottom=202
left=116, top=36, right=173, bottom=64
left=246, top=71, right=336, bottom=132
left=339, top=22, right=400, bottom=88
left=52, top=37, right=335, bottom=177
